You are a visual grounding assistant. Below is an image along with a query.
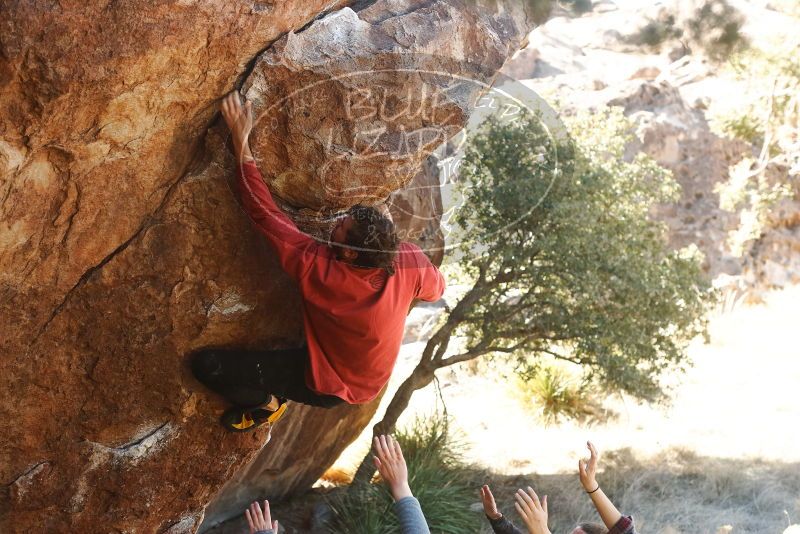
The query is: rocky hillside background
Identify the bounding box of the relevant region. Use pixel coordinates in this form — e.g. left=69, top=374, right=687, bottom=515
left=0, top=1, right=550, bottom=532
left=502, top=0, right=799, bottom=295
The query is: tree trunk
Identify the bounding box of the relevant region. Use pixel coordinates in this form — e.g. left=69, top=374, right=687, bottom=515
left=351, top=361, right=437, bottom=486
left=348, top=274, right=491, bottom=487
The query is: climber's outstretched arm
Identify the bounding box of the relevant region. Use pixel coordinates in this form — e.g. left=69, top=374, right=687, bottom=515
left=220, top=91, right=318, bottom=281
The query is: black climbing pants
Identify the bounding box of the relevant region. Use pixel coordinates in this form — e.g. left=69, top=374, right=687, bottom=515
left=190, top=347, right=345, bottom=409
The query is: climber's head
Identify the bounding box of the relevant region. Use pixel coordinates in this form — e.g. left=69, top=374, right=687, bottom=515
left=330, top=205, right=399, bottom=274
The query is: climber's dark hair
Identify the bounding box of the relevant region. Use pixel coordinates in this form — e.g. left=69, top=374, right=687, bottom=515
left=343, top=205, right=399, bottom=275
left=574, top=523, right=607, bottom=534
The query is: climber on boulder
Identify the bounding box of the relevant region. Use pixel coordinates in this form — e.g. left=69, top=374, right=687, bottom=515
left=190, top=91, right=446, bottom=432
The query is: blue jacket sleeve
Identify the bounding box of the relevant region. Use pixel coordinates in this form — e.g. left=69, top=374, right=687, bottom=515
left=393, top=496, right=431, bottom=534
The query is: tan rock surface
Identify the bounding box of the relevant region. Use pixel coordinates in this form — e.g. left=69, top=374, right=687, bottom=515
left=0, top=0, right=546, bottom=532
left=605, top=79, right=748, bottom=277
left=238, top=1, right=546, bottom=211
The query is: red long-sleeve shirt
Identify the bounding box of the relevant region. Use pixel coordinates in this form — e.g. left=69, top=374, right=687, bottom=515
left=236, top=161, right=445, bottom=404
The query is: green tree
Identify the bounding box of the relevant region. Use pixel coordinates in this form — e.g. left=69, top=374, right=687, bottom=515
left=352, top=106, right=711, bottom=484
left=629, top=0, right=747, bottom=61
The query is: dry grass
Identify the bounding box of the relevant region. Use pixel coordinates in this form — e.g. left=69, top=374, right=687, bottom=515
left=477, top=448, right=800, bottom=534
left=320, top=467, right=353, bottom=486
left=209, top=447, right=800, bottom=534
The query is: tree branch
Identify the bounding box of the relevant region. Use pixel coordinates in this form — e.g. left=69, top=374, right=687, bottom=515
left=441, top=337, right=534, bottom=366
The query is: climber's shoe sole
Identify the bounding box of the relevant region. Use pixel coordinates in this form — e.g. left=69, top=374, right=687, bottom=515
left=221, top=398, right=288, bottom=433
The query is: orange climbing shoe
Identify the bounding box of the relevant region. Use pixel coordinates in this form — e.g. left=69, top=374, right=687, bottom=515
left=221, top=397, right=288, bottom=433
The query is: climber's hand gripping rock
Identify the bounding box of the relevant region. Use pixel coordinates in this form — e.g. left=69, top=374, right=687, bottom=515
left=221, top=91, right=255, bottom=163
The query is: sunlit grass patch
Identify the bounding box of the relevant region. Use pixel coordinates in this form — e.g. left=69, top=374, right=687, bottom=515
left=513, top=363, right=612, bottom=425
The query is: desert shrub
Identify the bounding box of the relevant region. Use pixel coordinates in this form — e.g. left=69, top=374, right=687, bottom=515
left=513, top=364, right=609, bottom=425
left=715, top=113, right=763, bottom=147
left=330, top=485, right=392, bottom=534
left=632, top=14, right=678, bottom=48
left=561, top=0, right=593, bottom=15
left=331, top=416, right=476, bottom=534
left=629, top=0, right=747, bottom=60
left=681, top=0, right=748, bottom=60
left=717, top=47, right=800, bottom=144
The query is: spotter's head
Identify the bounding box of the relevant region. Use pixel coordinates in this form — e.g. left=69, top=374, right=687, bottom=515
left=571, top=524, right=607, bottom=534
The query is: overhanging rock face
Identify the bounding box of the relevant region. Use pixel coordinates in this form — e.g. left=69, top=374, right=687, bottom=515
left=0, top=0, right=547, bottom=532
left=243, top=1, right=540, bottom=211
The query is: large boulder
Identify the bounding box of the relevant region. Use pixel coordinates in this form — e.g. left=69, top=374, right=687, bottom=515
left=201, top=0, right=550, bottom=526
left=0, top=0, right=548, bottom=532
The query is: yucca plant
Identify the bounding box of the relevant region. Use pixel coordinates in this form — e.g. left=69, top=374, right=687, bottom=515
left=331, top=415, right=478, bottom=534
left=515, top=365, right=606, bottom=425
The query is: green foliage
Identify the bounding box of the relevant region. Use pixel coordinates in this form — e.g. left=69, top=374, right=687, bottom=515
left=629, top=0, right=747, bottom=60
left=330, top=485, right=394, bottom=534
left=394, top=420, right=476, bottom=534
left=450, top=106, right=711, bottom=402
left=331, top=416, right=477, bottom=534
left=718, top=46, right=800, bottom=147
left=561, top=0, right=593, bottom=15
left=716, top=157, right=793, bottom=256
left=715, top=113, right=763, bottom=146
left=514, top=363, right=608, bottom=425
